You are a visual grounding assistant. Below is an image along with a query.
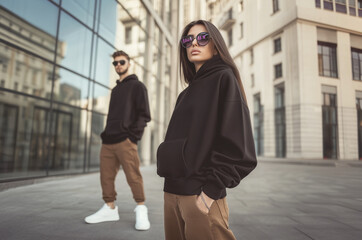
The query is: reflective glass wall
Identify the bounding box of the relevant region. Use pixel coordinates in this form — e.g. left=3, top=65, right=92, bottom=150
left=0, top=0, right=177, bottom=181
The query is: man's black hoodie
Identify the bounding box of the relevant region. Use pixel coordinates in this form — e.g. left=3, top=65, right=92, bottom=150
left=157, top=55, right=257, bottom=200
left=101, top=74, right=151, bottom=144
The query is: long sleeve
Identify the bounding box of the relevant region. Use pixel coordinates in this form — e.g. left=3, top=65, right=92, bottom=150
left=202, top=73, right=257, bottom=200
left=128, top=85, right=151, bottom=142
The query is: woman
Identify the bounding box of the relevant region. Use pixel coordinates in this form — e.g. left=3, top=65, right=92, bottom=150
left=157, top=20, right=257, bottom=240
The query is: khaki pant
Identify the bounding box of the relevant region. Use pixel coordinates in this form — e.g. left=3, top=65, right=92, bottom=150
left=100, top=138, right=145, bottom=203
left=164, top=192, right=236, bottom=240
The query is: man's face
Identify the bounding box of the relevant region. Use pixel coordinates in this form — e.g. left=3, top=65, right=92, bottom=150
left=113, top=55, right=130, bottom=76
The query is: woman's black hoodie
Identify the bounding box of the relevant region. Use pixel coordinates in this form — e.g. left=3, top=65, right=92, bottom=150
left=157, top=55, right=257, bottom=200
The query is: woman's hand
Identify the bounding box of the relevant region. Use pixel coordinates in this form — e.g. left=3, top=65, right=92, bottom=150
left=196, top=191, right=214, bottom=214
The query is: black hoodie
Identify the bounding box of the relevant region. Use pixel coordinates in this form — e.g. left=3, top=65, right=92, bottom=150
left=101, top=74, right=151, bottom=144
left=157, top=55, right=257, bottom=200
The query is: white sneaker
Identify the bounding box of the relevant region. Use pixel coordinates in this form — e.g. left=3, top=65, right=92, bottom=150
left=84, top=204, right=120, bottom=224
left=134, top=205, right=150, bottom=230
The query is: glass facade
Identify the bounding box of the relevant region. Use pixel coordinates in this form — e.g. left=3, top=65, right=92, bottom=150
left=0, top=0, right=177, bottom=181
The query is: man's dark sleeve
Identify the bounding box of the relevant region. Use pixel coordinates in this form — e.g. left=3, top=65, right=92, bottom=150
left=128, top=85, right=151, bottom=143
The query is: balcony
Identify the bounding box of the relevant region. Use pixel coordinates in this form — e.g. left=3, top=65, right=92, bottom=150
left=219, top=8, right=236, bottom=30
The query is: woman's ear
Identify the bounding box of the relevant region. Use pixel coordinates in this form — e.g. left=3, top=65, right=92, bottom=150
left=213, top=47, right=218, bottom=55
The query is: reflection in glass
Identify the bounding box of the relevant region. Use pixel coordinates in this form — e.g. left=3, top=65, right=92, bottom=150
left=0, top=0, right=58, bottom=37
left=61, top=0, right=96, bottom=28
left=58, top=11, right=92, bottom=76
left=0, top=90, right=50, bottom=180
left=0, top=42, right=55, bottom=100
left=94, top=38, right=116, bottom=87
left=92, top=82, right=110, bottom=114
left=89, top=111, right=106, bottom=170
left=0, top=2, right=58, bottom=62
left=55, top=68, right=89, bottom=107
left=48, top=103, right=86, bottom=174
left=0, top=104, right=18, bottom=173
left=98, top=0, right=117, bottom=44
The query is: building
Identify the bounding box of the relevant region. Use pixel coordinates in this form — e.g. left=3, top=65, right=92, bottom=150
left=208, top=0, right=362, bottom=160
left=0, top=0, right=184, bottom=182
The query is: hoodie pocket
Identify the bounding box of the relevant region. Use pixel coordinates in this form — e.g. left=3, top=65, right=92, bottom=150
left=157, top=138, right=187, bottom=178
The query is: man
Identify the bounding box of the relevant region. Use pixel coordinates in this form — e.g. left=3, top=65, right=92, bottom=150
left=85, top=50, right=151, bottom=231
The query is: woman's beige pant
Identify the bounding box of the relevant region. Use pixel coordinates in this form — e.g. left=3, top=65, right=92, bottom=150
left=164, top=192, right=236, bottom=240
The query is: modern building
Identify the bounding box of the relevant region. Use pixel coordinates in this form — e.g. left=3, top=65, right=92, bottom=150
left=207, top=0, right=362, bottom=160
left=0, top=0, right=184, bottom=182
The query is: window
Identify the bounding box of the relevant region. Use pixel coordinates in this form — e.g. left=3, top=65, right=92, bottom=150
left=324, top=0, right=334, bottom=10
left=228, top=29, right=233, bottom=46
left=318, top=42, right=338, bottom=78
left=254, top=94, right=264, bottom=155
left=0, top=79, right=5, bottom=88
left=272, top=0, right=279, bottom=13
left=336, top=0, right=347, bottom=13
left=352, top=48, right=362, bottom=80
left=274, top=63, right=282, bottom=79
left=358, top=0, right=362, bottom=17
left=275, top=84, right=286, bottom=157
left=349, top=0, right=357, bottom=15
left=240, top=23, right=244, bottom=39
left=274, top=37, right=281, bottom=53
left=15, top=61, right=22, bottom=76
left=239, top=1, right=244, bottom=12
left=316, top=0, right=321, bottom=8
left=356, top=94, right=362, bottom=159
left=322, top=91, right=338, bottom=159
left=251, top=74, right=255, bottom=87
left=0, top=59, right=8, bottom=73
left=125, top=26, right=132, bottom=44
left=250, top=48, right=254, bottom=65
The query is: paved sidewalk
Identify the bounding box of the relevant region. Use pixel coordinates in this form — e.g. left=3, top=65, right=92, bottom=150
left=1, top=162, right=362, bottom=240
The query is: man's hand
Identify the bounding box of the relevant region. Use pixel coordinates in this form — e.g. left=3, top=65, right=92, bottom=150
left=196, top=191, right=214, bottom=214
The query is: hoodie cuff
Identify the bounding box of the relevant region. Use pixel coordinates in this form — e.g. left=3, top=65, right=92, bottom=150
left=202, top=183, right=224, bottom=200
left=128, top=136, right=138, bottom=144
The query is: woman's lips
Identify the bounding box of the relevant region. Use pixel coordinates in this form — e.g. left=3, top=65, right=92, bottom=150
left=191, top=50, right=200, bottom=55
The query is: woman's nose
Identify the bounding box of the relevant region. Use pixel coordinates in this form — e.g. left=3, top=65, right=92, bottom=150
left=192, top=38, right=198, bottom=46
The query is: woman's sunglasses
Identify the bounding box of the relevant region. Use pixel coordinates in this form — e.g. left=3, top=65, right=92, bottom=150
left=112, top=60, right=126, bottom=66
left=180, top=32, right=211, bottom=48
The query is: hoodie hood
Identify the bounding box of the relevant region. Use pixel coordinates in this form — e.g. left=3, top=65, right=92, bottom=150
left=116, top=74, right=138, bottom=84
left=190, top=55, right=230, bottom=84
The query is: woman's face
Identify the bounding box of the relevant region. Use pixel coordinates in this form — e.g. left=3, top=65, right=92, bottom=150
left=185, top=24, right=217, bottom=71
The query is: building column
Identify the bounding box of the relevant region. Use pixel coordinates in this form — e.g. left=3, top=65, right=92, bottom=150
left=139, top=12, right=154, bottom=166
left=336, top=31, right=358, bottom=160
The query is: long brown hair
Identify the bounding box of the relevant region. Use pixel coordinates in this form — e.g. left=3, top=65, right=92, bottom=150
left=179, top=20, right=247, bottom=105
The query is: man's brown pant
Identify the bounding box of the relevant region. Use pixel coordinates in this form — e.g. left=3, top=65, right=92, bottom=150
left=164, top=192, right=236, bottom=240
left=100, top=138, right=145, bottom=203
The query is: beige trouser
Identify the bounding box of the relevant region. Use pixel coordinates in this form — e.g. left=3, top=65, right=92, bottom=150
left=164, top=192, right=236, bottom=240
left=100, top=138, right=145, bottom=203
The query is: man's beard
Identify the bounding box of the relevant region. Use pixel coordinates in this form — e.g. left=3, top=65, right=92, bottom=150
left=117, top=67, right=128, bottom=76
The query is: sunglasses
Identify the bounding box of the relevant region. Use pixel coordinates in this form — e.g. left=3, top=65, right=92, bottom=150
left=180, top=32, right=211, bottom=48
left=112, top=60, right=126, bottom=66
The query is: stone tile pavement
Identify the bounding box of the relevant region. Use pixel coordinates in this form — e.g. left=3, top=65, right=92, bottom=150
left=1, top=161, right=362, bottom=240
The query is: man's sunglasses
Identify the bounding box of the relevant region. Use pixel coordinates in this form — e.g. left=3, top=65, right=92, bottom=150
left=180, top=32, right=211, bottom=48
left=112, top=60, right=126, bottom=66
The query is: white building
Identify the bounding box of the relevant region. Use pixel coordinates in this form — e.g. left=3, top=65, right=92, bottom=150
left=208, top=0, right=362, bottom=160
